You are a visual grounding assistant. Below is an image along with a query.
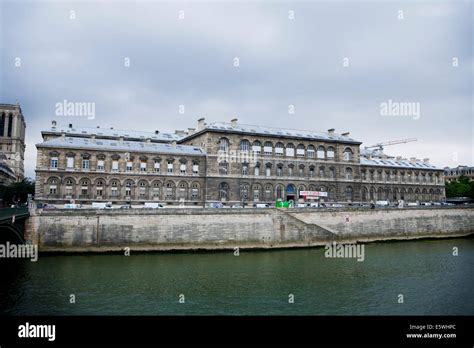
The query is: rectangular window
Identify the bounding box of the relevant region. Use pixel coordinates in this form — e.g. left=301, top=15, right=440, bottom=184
left=264, top=146, right=273, bottom=155
left=274, top=147, right=283, bottom=155
left=286, top=148, right=294, bottom=157
left=111, top=187, right=118, bottom=197
left=296, top=148, right=305, bottom=156
left=252, top=145, right=261, bottom=154
left=126, top=162, right=133, bottom=171
left=51, top=157, right=58, bottom=168
left=193, top=164, right=199, bottom=175
left=66, top=157, right=74, bottom=168
left=96, top=188, right=103, bottom=196
left=82, top=159, right=90, bottom=170
left=266, top=167, right=271, bottom=177
left=242, top=165, right=248, bottom=176
left=112, top=160, right=119, bottom=171
left=97, top=160, right=105, bottom=171
left=49, top=186, right=57, bottom=195
left=167, top=161, right=173, bottom=173
left=180, top=164, right=186, bottom=174
left=192, top=188, right=198, bottom=198
left=140, top=162, right=147, bottom=172
left=154, top=161, right=161, bottom=173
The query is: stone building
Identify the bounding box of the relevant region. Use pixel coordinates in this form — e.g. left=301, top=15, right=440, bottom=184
left=35, top=118, right=446, bottom=205
left=443, top=165, right=474, bottom=183
left=0, top=103, right=27, bottom=182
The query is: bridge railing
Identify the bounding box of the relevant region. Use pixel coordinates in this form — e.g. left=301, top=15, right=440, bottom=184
left=0, top=207, right=29, bottom=222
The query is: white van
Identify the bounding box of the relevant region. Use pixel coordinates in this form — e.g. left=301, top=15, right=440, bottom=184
left=144, top=202, right=164, bottom=209
left=255, top=203, right=270, bottom=208
left=375, top=200, right=390, bottom=206
left=92, top=202, right=112, bottom=209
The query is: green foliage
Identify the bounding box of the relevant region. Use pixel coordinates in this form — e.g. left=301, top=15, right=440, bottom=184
left=0, top=178, right=35, bottom=206
left=445, top=175, right=474, bottom=198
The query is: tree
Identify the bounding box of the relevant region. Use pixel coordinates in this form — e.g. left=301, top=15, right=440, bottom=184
left=445, top=175, right=474, bottom=199
left=0, top=178, right=35, bottom=206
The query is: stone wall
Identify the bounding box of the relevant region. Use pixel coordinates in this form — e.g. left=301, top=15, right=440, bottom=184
left=24, top=207, right=474, bottom=252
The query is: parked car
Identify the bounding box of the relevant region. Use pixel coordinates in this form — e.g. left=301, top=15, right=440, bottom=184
left=254, top=203, right=271, bottom=208
left=208, top=202, right=224, bottom=209
left=231, top=204, right=243, bottom=209
left=42, top=204, right=57, bottom=210
left=120, top=204, right=132, bottom=210
left=64, top=203, right=81, bottom=209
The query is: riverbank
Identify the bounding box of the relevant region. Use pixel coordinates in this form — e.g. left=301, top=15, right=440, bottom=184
left=24, top=206, right=474, bottom=252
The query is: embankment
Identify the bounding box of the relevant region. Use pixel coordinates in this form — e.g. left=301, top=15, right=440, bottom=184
left=24, top=207, right=474, bottom=252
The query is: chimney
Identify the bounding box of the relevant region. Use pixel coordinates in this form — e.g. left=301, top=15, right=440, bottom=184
left=409, top=157, right=416, bottom=163
left=110, top=127, right=114, bottom=130
left=231, top=118, right=238, bottom=128
left=119, top=136, right=124, bottom=143
left=61, top=132, right=65, bottom=141
left=155, top=130, right=159, bottom=135
left=174, top=130, right=186, bottom=137
left=197, top=117, right=206, bottom=131
left=341, top=132, right=350, bottom=137
left=327, top=128, right=335, bottom=135
left=188, top=128, right=195, bottom=135
left=68, top=123, right=73, bottom=129
left=146, top=138, right=151, bottom=143
left=91, top=134, right=96, bottom=143
left=423, top=158, right=430, bottom=164
left=52, top=120, right=57, bottom=128
left=396, top=156, right=402, bottom=160
left=172, top=140, right=177, bottom=148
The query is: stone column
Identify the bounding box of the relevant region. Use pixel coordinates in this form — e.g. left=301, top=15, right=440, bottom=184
left=3, top=114, right=9, bottom=137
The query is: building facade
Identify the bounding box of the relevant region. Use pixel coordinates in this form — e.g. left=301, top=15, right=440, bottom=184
left=443, top=165, right=474, bottom=183
left=0, top=103, right=27, bottom=183
left=35, top=118, right=446, bottom=205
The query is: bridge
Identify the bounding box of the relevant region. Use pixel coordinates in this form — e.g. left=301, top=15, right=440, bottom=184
left=0, top=207, right=30, bottom=244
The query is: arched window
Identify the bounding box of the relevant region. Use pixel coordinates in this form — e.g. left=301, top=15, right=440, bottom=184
left=309, top=165, right=315, bottom=177
left=266, top=163, right=272, bottom=177
left=219, top=138, right=229, bottom=152
left=329, top=167, right=335, bottom=178
left=296, top=144, right=305, bottom=157
left=191, top=183, right=200, bottom=200
left=274, top=142, right=283, bottom=156
left=307, top=145, right=315, bottom=158
left=343, top=148, right=353, bottom=161
left=165, top=182, right=175, bottom=199
left=319, top=166, right=325, bottom=178
left=264, top=142, right=273, bottom=155
left=345, top=186, right=353, bottom=201
left=252, top=141, right=262, bottom=154
left=277, top=164, right=283, bottom=177
left=219, top=182, right=229, bottom=201
left=240, top=139, right=250, bottom=152
left=327, top=147, right=335, bottom=159
left=264, top=184, right=273, bottom=200
left=345, top=167, right=353, bottom=180
left=317, top=146, right=325, bottom=159
left=254, top=163, right=260, bottom=176
left=276, top=185, right=284, bottom=199
left=286, top=143, right=295, bottom=157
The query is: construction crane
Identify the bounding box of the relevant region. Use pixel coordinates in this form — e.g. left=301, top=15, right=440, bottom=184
left=364, top=138, right=417, bottom=151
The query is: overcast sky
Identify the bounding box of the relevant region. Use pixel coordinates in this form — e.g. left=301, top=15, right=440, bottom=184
left=1, top=0, right=472, bottom=179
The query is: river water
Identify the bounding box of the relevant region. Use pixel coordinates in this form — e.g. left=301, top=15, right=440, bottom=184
left=1, top=238, right=473, bottom=315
